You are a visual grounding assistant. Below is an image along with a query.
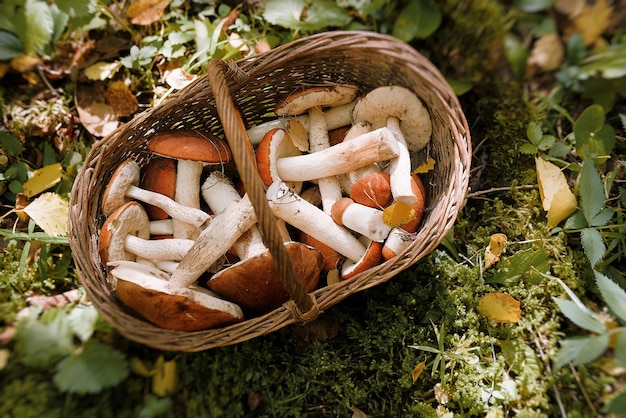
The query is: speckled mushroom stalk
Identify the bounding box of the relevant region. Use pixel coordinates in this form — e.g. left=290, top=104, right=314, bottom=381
left=101, top=159, right=210, bottom=228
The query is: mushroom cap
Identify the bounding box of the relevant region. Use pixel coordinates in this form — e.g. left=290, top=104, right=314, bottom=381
left=341, top=239, right=383, bottom=280
left=399, top=174, right=427, bottom=232
left=275, top=84, right=359, bottom=116
left=99, top=201, right=150, bottom=264
left=350, top=172, right=392, bottom=208
left=108, top=261, right=244, bottom=331
left=255, top=128, right=302, bottom=191
left=352, top=86, right=432, bottom=152
left=147, top=130, right=232, bottom=164
left=299, top=231, right=343, bottom=273
left=330, top=197, right=354, bottom=226
left=140, top=157, right=176, bottom=220
left=101, top=159, right=141, bottom=216
left=207, top=242, right=323, bottom=315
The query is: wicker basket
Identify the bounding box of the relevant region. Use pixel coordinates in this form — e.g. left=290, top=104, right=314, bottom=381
left=68, top=31, right=471, bottom=352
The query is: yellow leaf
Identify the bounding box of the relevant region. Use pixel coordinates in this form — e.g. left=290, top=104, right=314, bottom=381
left=84, top=61, right=121, bottom=81
left=21, top=163, right=64, bottom=198
left=413, top=157, right=436, bottom=174
left=21, top=192, right=69, bottom=236
left=572, top=0, right=612, bottom=46
left=477, top=293, right=521, bottom=323
left=127, top=0, right=171, bottom=25
left=151, top=355, right=178, bottom=397
left=129, top=357, right=155, bottom=377
left=412, top=361, right=426, bottom=383
left=535, top=157, right=577, bottom=228
left=528, top=33, right=564, bottom=72
left=383, top=202, right=416, bottom=228
left=484, top=233, right=507, bottom=269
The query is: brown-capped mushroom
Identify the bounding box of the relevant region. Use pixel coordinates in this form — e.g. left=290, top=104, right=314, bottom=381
left=101, top=159, right=210, bottom=228
left=140, top=157, right=176, bottom=220
left=99, top=202, right=195, bottom=264
left=353, top=86, right=432, bottom=205
left=331, top=197, right=391, bottom=242
left=108, top=260, right=243, bottom=331
left=350, top=171, right=392, bottom=209
left=148, top=130, right=232, bottom=239
left=255, top=128, right=302, bottom=193
left=341, top=237, right=383, bottom=280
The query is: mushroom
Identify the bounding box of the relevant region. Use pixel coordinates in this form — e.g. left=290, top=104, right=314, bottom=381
left=99, top=202, right=196, bottom=264
left=202, top=171, right=323, bottom=315
left=108, top=260, right=243, bottom=331
left=341, top=236, right=383, bottom=280
left=299, top=231, right=343, bottom=274
left=147, top=130, right=232, bottom=239
left=335, top=121, right=380, bottom=194
left=255, top=128, right=302, bottom=193
left=246, top=100, right=356, bottom=145
left=274, top=127, right=400, bottom=182
left=101, top=159, right=211, bottom=228
left=267, top=181, right=366, bottom=262
left=331, top=197, right=391, bottom=242
left=349, top=172, right=393, bottom=209
left=275, top=85, right=358, bottom=214
left=352, top=86, right=432, bottom=205
left=140, top=157, right=176, bottom=220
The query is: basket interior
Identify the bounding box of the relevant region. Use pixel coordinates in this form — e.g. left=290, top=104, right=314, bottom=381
left=68, top=31, right=470, bottom=351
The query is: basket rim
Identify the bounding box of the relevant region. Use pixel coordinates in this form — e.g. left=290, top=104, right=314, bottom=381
left=68, top=30, right=472, bottom=352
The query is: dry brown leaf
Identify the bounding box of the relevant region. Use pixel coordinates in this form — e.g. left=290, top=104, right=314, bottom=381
left=536, top=157, right=577, bottom=228
left=484, top=233, right=507, bottom=269
left=572, top=0, right=613, bottom=46
left=10, top=54, right=41, bottom=73
left=351, top=406, right=368, bottom=418
left=554, top=0, right=585, bottom=17
left=127, top=0, right=171, bottom=25
left=412, top=361, right=426, bottom=383
left=164, top=67, right=197, bottom=90
left=528, top=33, right=564, bottom=72
left=477, top=293, right=521, bottom=323
left=84, top=61, right=121, bottom=81
left=77, top=100, right=119, bottom=137
left=105, top=80, right=138, bottom=117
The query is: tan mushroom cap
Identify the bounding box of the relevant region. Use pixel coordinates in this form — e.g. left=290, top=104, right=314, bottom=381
left=350, top=172, right=392, bottom=208
left=99, top=201, right=150, bottom=264
left=275, top=84, right=359, bottom=116
left=108, top=261, right=244, bottom=331
left=147, top=130, right=232, bottom=164
left=101, top=159, right=141, bottom=216
left=352, top=86, right=432, bottom=152
left=207, top=241, right=323, bottom=315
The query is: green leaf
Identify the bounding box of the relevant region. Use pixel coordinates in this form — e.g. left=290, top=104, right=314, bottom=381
left=446, top=78, right=473, bottom=96
left=54, top=0, right=96, bottom=18
left=504, top=33, right=529, bottom=79
left=392, top=0, right=441, bottom=42
left=0, top=30, right=24, bottom=60
left=603, top=388, right=626, bottom=415
left=14, top=307, right=75, bottom=368
left=579, top=159, right=605, bottom=224
left=67, top=304, right=100, bottom=342
left=519, top=143, right=538, bottom=155
left=527, top=122, right=543, bottom=145
left=564, top=210, right=587, bottom=229
left=580, top=44, right=626, bottom=79
left=138, top=394, right=173, bottom=418
left=263, top=0, right=351, bottom=32
left=614, top=328, right=626, bottom=366
left=553, top=297, right=606, bottom=334
left=581, top=227, right=605, bottom=267
left=487, top=248, right=549, bottom=285
left=595, top=272, right=626, bottom=322
left=54, top=339, right=129, bottom=394
left=513, top=0, right=554, bottom=12
left=498, top=339, right=543, bottom=376
left=590, top=207, right=614, bottom=227
left=554, top=334, right=609, bottom=370
left=20, top=0, right=55, bottom=54
left=306, top=1, right=352, bottom=29
left=574, top=104, right=604, bottom=142
left=0, top=131, right=23, bottom=157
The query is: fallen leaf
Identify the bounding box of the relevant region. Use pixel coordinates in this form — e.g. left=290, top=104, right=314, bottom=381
left=528, top=33, right=564, bottom=72
left=484, top=233, right=507, bottom=268
left=413, top=157, right=436, bottom=174
left=383, top=201, right=416, bottom=228
left=129, top=357, right=155, bottom=378
left=572, top=0, right=612, bottom=46
left=77, top=101, right=119, bottom=137
left=535, top=157, right=577, bottom=228
left=285, top=120, right=309, bottom=152
left=20, top=192, right=69, bottom=236
left=477, top=293, right=521, bottom=323
left=351, top=406, right=368, bottom=418
left=105, top=80, right=138, bottom=117
left=21, top=163, right=64, bottom=197
left=151, top=355, right=178, bottom=397
left=412, top=361, right=426, bottom=383
left=164, top=67, right=197, bottom=90
left=84, top=61, right=121, bottom=81
left=127, top=0, right=172, bottom=26
left=10, top=54, right=41, bottom=73
left=554, top=0, right=585, bottom=17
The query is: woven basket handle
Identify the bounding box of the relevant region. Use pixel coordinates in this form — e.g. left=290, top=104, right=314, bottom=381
left=206, top=59, right=317, bottom=318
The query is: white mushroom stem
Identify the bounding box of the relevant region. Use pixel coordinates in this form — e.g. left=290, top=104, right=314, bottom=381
left=331, top=198, right=391, bottom=242
left=150, top=219, right=173, bottom=236
left=201, top=172, right=267, bottom=260
left=247, top=101, right=355, bottom=145
left=267, top=181, right=366, bottom=262
left=308, top=106, right=343, bottom=214
left=172, top=160, right=204, bottom=239
left=276, top=127, right=399, bottom=182
left=382, top=227, right=417, bottom=260
left=124, top=235, right=195, bottom=261
left=387, top=117, right=417, bottom=205
left=169, top=194, right=258, bottom=288
left=337, top=121, right=380, bottom=193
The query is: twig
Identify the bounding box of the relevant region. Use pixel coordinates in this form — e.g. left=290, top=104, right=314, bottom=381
left=467, top=184, right=538, bottom=199
left=569, top=363, right=598, bottom=415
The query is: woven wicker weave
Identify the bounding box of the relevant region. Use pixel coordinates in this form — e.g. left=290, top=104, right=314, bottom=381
left=68, top=31, right=471, bottom=352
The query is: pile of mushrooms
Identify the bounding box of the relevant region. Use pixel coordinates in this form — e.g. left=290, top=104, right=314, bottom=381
left=98, top=84, right=432, bottom=331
